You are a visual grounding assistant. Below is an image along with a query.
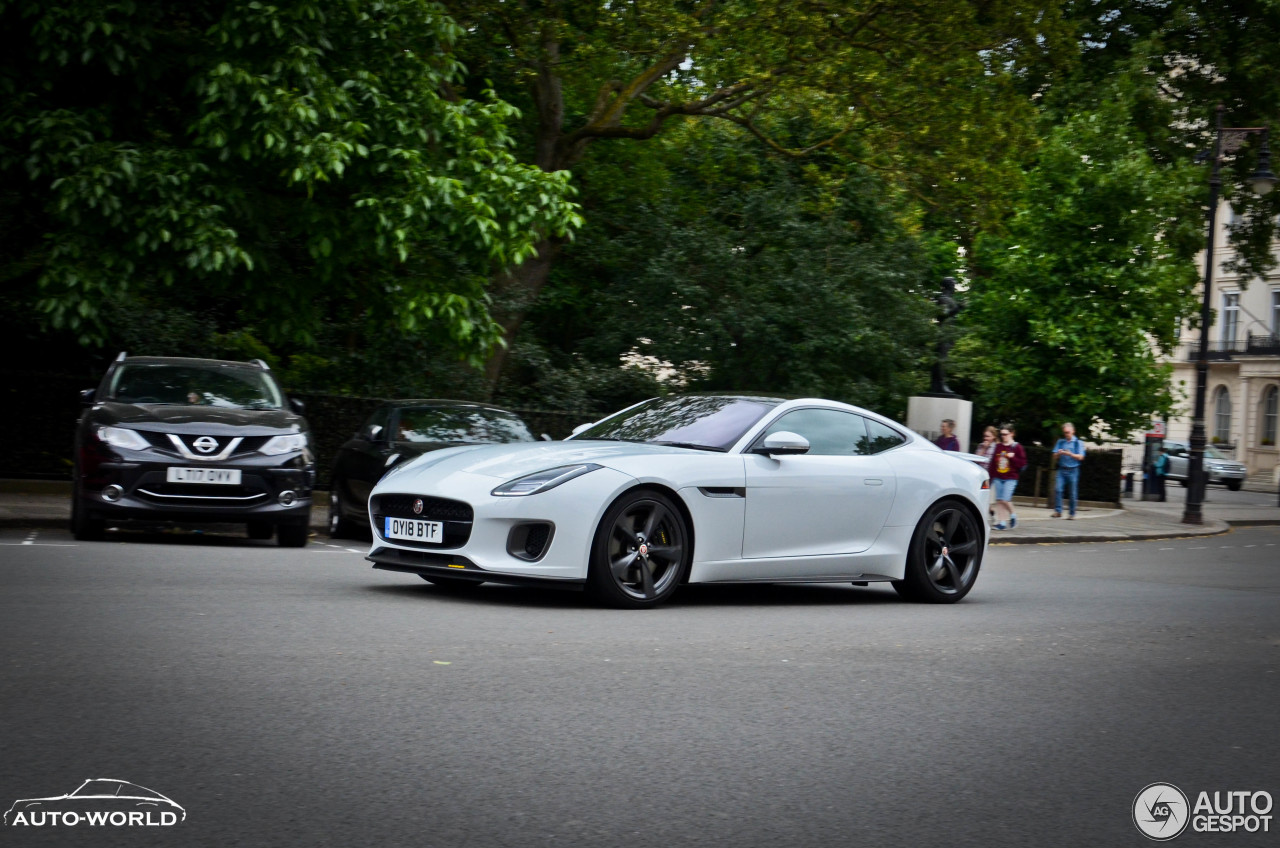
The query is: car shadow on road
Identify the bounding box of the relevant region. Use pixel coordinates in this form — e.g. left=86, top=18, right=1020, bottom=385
left=363, top=580, right=906, bottom=610
left=90, top=526, right=282, bottom=547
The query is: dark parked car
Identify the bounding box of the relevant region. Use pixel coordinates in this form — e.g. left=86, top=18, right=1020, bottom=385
left=327, top=400, right=536, bottom=537
left=72, top=354, right=315, bottom=545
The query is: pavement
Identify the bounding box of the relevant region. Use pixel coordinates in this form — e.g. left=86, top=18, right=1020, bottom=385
left=2, top=524, right=1278, bottom=847
left=4, top=478, right=1278, bottom=544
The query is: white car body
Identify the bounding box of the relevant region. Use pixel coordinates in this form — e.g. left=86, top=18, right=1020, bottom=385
left=366, top=397, right=990, bottom=592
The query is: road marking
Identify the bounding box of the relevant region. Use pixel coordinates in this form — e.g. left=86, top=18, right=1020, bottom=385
left=1244, top=545, right=1257, bottom=548
left=1190, top=546, right=1208, bottom=550
left=21, top=530, right=37, bottom=545
left=346, top=548, right=362, bottom=553
left=1116, top=548, right=1138, bottom=552
left=1159, top=548, right=1174, bottom=551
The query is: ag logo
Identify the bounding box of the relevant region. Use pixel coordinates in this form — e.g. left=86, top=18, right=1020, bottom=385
left=412, top=499, right=424, bottom=515
left=1134, top=783, right=1190, bottom=841
left=192, top=436, right=218, bottom=454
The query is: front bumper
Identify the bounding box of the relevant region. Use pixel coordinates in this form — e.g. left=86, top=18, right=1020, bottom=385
left=367, top=467, right=636, bottom=582
left=79, top=456, right=314, bottom=524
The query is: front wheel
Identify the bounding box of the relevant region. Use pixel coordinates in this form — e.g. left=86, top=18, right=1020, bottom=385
left=893, top=500, right=983, bottom=604
left=586, top=490, right=691, bottom=609
left=327, top=487, right=361, bottom=539
left=1225, top=480, right=1242, bottom=492
left=70, top=481, right=105, bottom=542
left=277, top=523, right=309, bottom=547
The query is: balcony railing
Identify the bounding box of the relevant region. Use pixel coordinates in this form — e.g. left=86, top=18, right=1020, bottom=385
left=1178, top=334, right=1280, bottom=361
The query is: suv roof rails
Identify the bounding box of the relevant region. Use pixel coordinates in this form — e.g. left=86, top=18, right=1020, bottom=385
left=115, top=351, right=127, bottom=362
left=251, top=358, right=270, bottom=371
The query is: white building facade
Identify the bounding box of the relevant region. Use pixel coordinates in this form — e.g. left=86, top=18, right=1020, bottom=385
left=1164, top=203, right=1280, bottom=486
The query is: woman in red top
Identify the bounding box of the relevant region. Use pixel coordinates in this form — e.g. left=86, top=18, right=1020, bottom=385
left=987, top=425, right=1027, bottom=530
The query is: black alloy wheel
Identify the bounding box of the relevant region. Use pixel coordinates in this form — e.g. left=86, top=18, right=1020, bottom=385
left=247, top=521, right=274, bottom=540
left=587, top=490, right=691, bottom=609
left=277, top=523, right=309, bottom=547
left=893, top=500, right=983, bottom=603
left=70, top=475, right=105, bottom=542
left=327, top=486, right=361, bottom=539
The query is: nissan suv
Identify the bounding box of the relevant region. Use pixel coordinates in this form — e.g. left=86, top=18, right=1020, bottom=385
left=72, top=354, right=315, bottom=545
left=1161, top=439, right=1248, bottom=491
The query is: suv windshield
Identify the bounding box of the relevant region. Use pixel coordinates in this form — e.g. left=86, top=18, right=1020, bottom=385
left=396, top=407, right=534, bottom=444
left=108, top=364, right=283, bottom=410
left=572, top=396, right=781, bottom=451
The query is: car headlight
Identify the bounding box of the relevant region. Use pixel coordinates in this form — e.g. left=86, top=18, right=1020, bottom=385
left=96, top=426, right=149, bottom=451
left=491, top=463, right=602, bottom=497
left=260, top=433, right=308, bottom=455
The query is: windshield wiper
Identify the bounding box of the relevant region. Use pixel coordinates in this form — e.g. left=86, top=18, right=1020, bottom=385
left=650, top=440, right=727, bottom=452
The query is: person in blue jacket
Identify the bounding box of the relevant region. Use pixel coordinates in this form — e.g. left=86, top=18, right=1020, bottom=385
left=1052, top=422, right=1087, bottom=519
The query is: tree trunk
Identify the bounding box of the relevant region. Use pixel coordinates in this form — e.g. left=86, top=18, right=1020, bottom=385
left=482, top=236, right=562, bottom=397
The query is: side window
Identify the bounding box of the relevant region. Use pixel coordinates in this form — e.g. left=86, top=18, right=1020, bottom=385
left=858, top=417, right=907, bottom=454
left=760, top=408, right=868, bottom=456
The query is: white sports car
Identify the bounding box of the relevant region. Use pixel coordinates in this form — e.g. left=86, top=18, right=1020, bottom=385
left=366, top=394, right=990, bottom=608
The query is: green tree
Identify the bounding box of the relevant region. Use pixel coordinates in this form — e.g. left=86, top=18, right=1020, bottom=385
left=446, top=0, right=1071, bottom=387
left=0, top=0, right=581, bottom=362
left=958, top=96, right=1202, bottom=441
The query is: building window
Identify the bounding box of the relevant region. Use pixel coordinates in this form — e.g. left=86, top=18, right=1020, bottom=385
left=1221, top=292, right=1240, bottom=345
left=1213, top=386, right=1232, bottom=443
left=1264, top=386, right=1279, bottom=446
left=1272, top=290, right=1280, bottom=337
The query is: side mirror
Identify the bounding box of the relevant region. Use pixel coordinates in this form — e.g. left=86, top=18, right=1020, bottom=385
left=364, top=424, right=384, bottom=442
left=540, top=433, right=553, bottom=442
left=80, top=388, right=96, bottom=406
left=755, top=431, right=810, bottom=456
left=289, top=397, right=306, bottom=415
left=570, top=423, right=593, bottom=436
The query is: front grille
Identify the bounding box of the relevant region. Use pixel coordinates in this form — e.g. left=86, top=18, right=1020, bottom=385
left=132, top=470, right=270, bottom=506
left=138, top=432, right=271, bottom=458
left=371, top=493, right=473, bottom=549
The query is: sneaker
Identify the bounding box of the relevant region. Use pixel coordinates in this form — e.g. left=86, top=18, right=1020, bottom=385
left=1067, top=514, right=1076, bottom=520
left=994, top=522, right=1007, bottom=531
left=1051, top=511, right=1062, bottom=518
left=1009, top=515, right=1017, bottom=528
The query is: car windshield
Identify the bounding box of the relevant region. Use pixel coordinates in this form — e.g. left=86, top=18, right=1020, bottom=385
left=108, top=364, right=283, bottom=410
left=1204, top=446, right=1228, bottom=460
left=395, top=407, right=534, bottom=444
left=72, top=781, right=126, bottom=797
left=572, top=395, right=780, bottom=451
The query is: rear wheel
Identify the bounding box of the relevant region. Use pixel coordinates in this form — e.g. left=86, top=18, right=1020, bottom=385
left=893, top=499, right=983, bottom=604
left=327, top=486, right=362, bottom=539
left=586, top=490, right=691, bottom=609
left=277, top=523, right=309, bottom=547
left=70, top=478, right=105, bottom=541
left=246, top=521, right=274, bottom=540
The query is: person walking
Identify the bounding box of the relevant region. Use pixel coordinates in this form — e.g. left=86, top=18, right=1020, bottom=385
left=934, top=419, right=961, bottom=452
left=1052, top=422, right=1086, bottom=519
left=974, top=426, right=999, bottom=517
left=1152, top=445, right=1169, bottom=503
left=988, top=426, right=1026, bottom=530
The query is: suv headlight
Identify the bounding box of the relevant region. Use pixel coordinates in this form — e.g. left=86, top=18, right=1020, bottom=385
left=260, top=433, right=308, bottom=455
left=96, top=426, right=149, bottom=451
left=492, top=464, right=602, bottom=497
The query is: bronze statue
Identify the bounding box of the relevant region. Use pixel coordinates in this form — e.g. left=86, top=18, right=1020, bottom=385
left=928, top=276, right=963, bottom=397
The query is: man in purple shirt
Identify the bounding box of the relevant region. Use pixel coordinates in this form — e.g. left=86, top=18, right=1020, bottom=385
left=934, top=418, right=961, bottom=451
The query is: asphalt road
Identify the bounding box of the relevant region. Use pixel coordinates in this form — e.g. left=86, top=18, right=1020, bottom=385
left=1, top=525, right=1278, bottom=847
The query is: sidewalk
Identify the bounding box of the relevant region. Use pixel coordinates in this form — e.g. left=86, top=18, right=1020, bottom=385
left=1, top=480, right=1276, bottom=543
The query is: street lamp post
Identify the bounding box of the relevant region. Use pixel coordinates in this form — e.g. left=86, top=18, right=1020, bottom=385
left=1183, top=105, right=1276, bottom=525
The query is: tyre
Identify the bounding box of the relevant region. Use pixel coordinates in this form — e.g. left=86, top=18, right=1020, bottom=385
left=586, top=489, right=691, bottom=609
left=70, top=479, right=105, bottom=542
left=277, top=523, right=309, bottom=547
left=246, top=521, right=274, bottom=540
left=419, top=575, right=485, bottom=589
left=1226, top=480, right=1242, bottom=491
left=327, top=487, right=362, bottom=539
left=1179, top=478, right=1189, bottom=487
left=893, top=499, right=983, bottom=604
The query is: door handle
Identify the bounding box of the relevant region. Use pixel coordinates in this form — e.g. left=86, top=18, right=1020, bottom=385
left=864, top=478, right=884, bottom=486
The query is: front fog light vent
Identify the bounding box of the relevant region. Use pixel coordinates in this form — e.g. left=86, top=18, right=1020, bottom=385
left=507, top=522, right=554, bottom=561
left=278, top=490, right=296, bottom=506
left=102, top=484, right=124, bottom=502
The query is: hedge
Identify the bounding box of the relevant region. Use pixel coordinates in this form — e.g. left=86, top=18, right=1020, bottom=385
left=1011, top=443, right=1123, bottom=504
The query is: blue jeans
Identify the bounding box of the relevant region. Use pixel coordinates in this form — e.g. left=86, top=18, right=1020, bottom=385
left=1055, top=466, right=1080, bottom=515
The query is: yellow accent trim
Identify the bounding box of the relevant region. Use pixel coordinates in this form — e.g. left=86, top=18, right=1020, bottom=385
left=447, top=564, right=466, bottom=569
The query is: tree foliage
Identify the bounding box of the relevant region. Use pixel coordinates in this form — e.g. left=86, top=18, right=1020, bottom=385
left=958, top=96, right=1202, bottom=441
left=0, top=0, right=581, bottom=360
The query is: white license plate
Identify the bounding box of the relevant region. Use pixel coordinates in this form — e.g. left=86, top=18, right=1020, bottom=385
left=384, top=517, right=443, bottom=543
left=166, top=467, right=241, bottom=485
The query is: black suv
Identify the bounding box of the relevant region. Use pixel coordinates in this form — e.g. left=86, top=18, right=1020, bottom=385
left=72, top=354, right=315, bottom=545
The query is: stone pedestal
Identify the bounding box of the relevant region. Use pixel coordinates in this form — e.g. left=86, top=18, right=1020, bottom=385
left=907, top=396, right=974, bottom=452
